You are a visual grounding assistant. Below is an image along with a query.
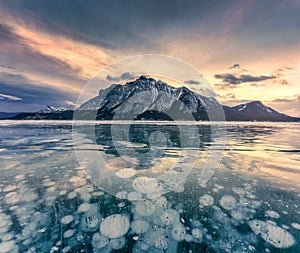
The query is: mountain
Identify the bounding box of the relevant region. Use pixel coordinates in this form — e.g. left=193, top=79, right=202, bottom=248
left=6, top=76, right=300, bottom=122
left=78, top=75, right=223, bottom=121
left=223, top=101, right=298, bottom=121
left=0, top=112, right=21, bottom=120
left=12, top=106, right=73, bottom=120
left=37, top=105, right=68, bottom=114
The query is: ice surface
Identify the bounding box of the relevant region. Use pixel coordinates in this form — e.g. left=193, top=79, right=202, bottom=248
left=0, top=122, right=299, bottom=252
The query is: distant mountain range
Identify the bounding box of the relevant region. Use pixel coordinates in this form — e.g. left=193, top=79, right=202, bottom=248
left=0, top=111, right=21, bottom=120
left=6, top=76, right=300, bottom=122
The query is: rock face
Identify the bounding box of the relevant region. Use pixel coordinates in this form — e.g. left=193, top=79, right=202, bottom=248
left=7, top=76, right=300, bottom=121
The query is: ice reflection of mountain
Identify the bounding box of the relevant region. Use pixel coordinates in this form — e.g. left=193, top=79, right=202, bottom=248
left=0, top=121, right=299, bottom=252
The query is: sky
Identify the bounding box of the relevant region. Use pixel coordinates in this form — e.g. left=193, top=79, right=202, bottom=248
left=0, top=0, right=299, bottom=116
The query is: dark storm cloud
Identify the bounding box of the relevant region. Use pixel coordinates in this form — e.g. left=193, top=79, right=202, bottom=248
left=0, top=0, right=247, bottom=49
left=214, top=73, right=276, bottom=85
left=185, top=80, right=200, bottom=85
left=2, top=0, right=299, bottom=51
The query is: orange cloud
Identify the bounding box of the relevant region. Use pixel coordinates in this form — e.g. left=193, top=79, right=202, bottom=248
left=10, top=22, right=115, bottom=80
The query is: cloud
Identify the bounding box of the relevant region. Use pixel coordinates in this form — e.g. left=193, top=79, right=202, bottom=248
left=190, top=87, right=217, bottom=97
left=120, top=72, right=135, bottom=80
left=215, top=73, right=276, bottom=85
left=0, top=23, right=23, bottom=42
left=106, top=75, right=120, bottom=82
left=106, top=72, right=136, bottom=82
left=267, top=95, right=300, bottom=117
left=0, top=72, right=77, bottom=112
left=185, top=80, right=200, bottom=85
left=0, top=93, right=22, bottom=101
left=269, top=95, right=300, bottom=103
left=274, top=79, right=290, bottom=85
left=229, top=64, right=240, bottom=69
left=224, top=93, right=236, bottom=99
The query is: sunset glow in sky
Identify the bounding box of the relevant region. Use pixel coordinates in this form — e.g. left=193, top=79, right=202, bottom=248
left=0, top=0, right=299, bottom=116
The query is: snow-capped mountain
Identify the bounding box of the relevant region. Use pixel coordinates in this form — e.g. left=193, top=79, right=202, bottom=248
left=7, top=76, right=299, bottom=121
left=224, top=101, right=296, bottom=121
left=38, top=105, right=68, bottom=114
left=78, top=75, right=224, bottom=120
left=233, top=101, right=276, bottom=114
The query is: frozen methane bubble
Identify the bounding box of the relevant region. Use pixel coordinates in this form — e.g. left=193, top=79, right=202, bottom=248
left=192, top=228, right=203, bottom=239
left=63, top=229, right=76, bottom=238
left=199, top=194, right=214, bottom=207
left=0, top=241, right=18, bottom=253
left=291, top=223, right=300, bottom=230
left=78, top=203, right=91, bottom=212
left=110, top=237, right=126, bottom=250
left=116, top=168, right=137, bottom=178
left=80, top=204, right=101, bottom=232
left=135, top=200, right=155, bottom=216
left=127, top=191, right=143, bottom=201
left=219, top=195, right=237, bottom=210
left=67, top=191, right=77, bottom=199
left=131, top=220, right=150, bottom=234
left=132, top=177, right=163, bottom=194
left=116, top=191, right=127, bottom=199
left=265, top=210, right=280, bottom=219
left=172, top=223, right=186, bottom=241
left=61, top=215, right=74, bottom=225
left=155, top=236, right=168, bottom=250
left=160, top=209, right=180, bottom=225
left=92, top=233, right=109, bottom=249
left=100, top=214, right=130, bottom=239
left=249, top=220, right=295, bottom=249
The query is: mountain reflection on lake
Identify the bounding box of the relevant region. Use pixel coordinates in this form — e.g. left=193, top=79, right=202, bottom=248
left=0, top=121, right=299, bottom=253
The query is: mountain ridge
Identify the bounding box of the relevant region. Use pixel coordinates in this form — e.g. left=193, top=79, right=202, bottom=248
left=6, top=76, right=300, bottom=122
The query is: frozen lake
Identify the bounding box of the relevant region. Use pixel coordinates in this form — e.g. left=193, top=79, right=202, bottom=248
left=0, top=121, right=299, bottom=252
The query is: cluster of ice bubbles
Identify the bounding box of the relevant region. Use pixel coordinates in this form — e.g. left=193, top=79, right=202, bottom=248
left=0, top=164, right=299, bottom=253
